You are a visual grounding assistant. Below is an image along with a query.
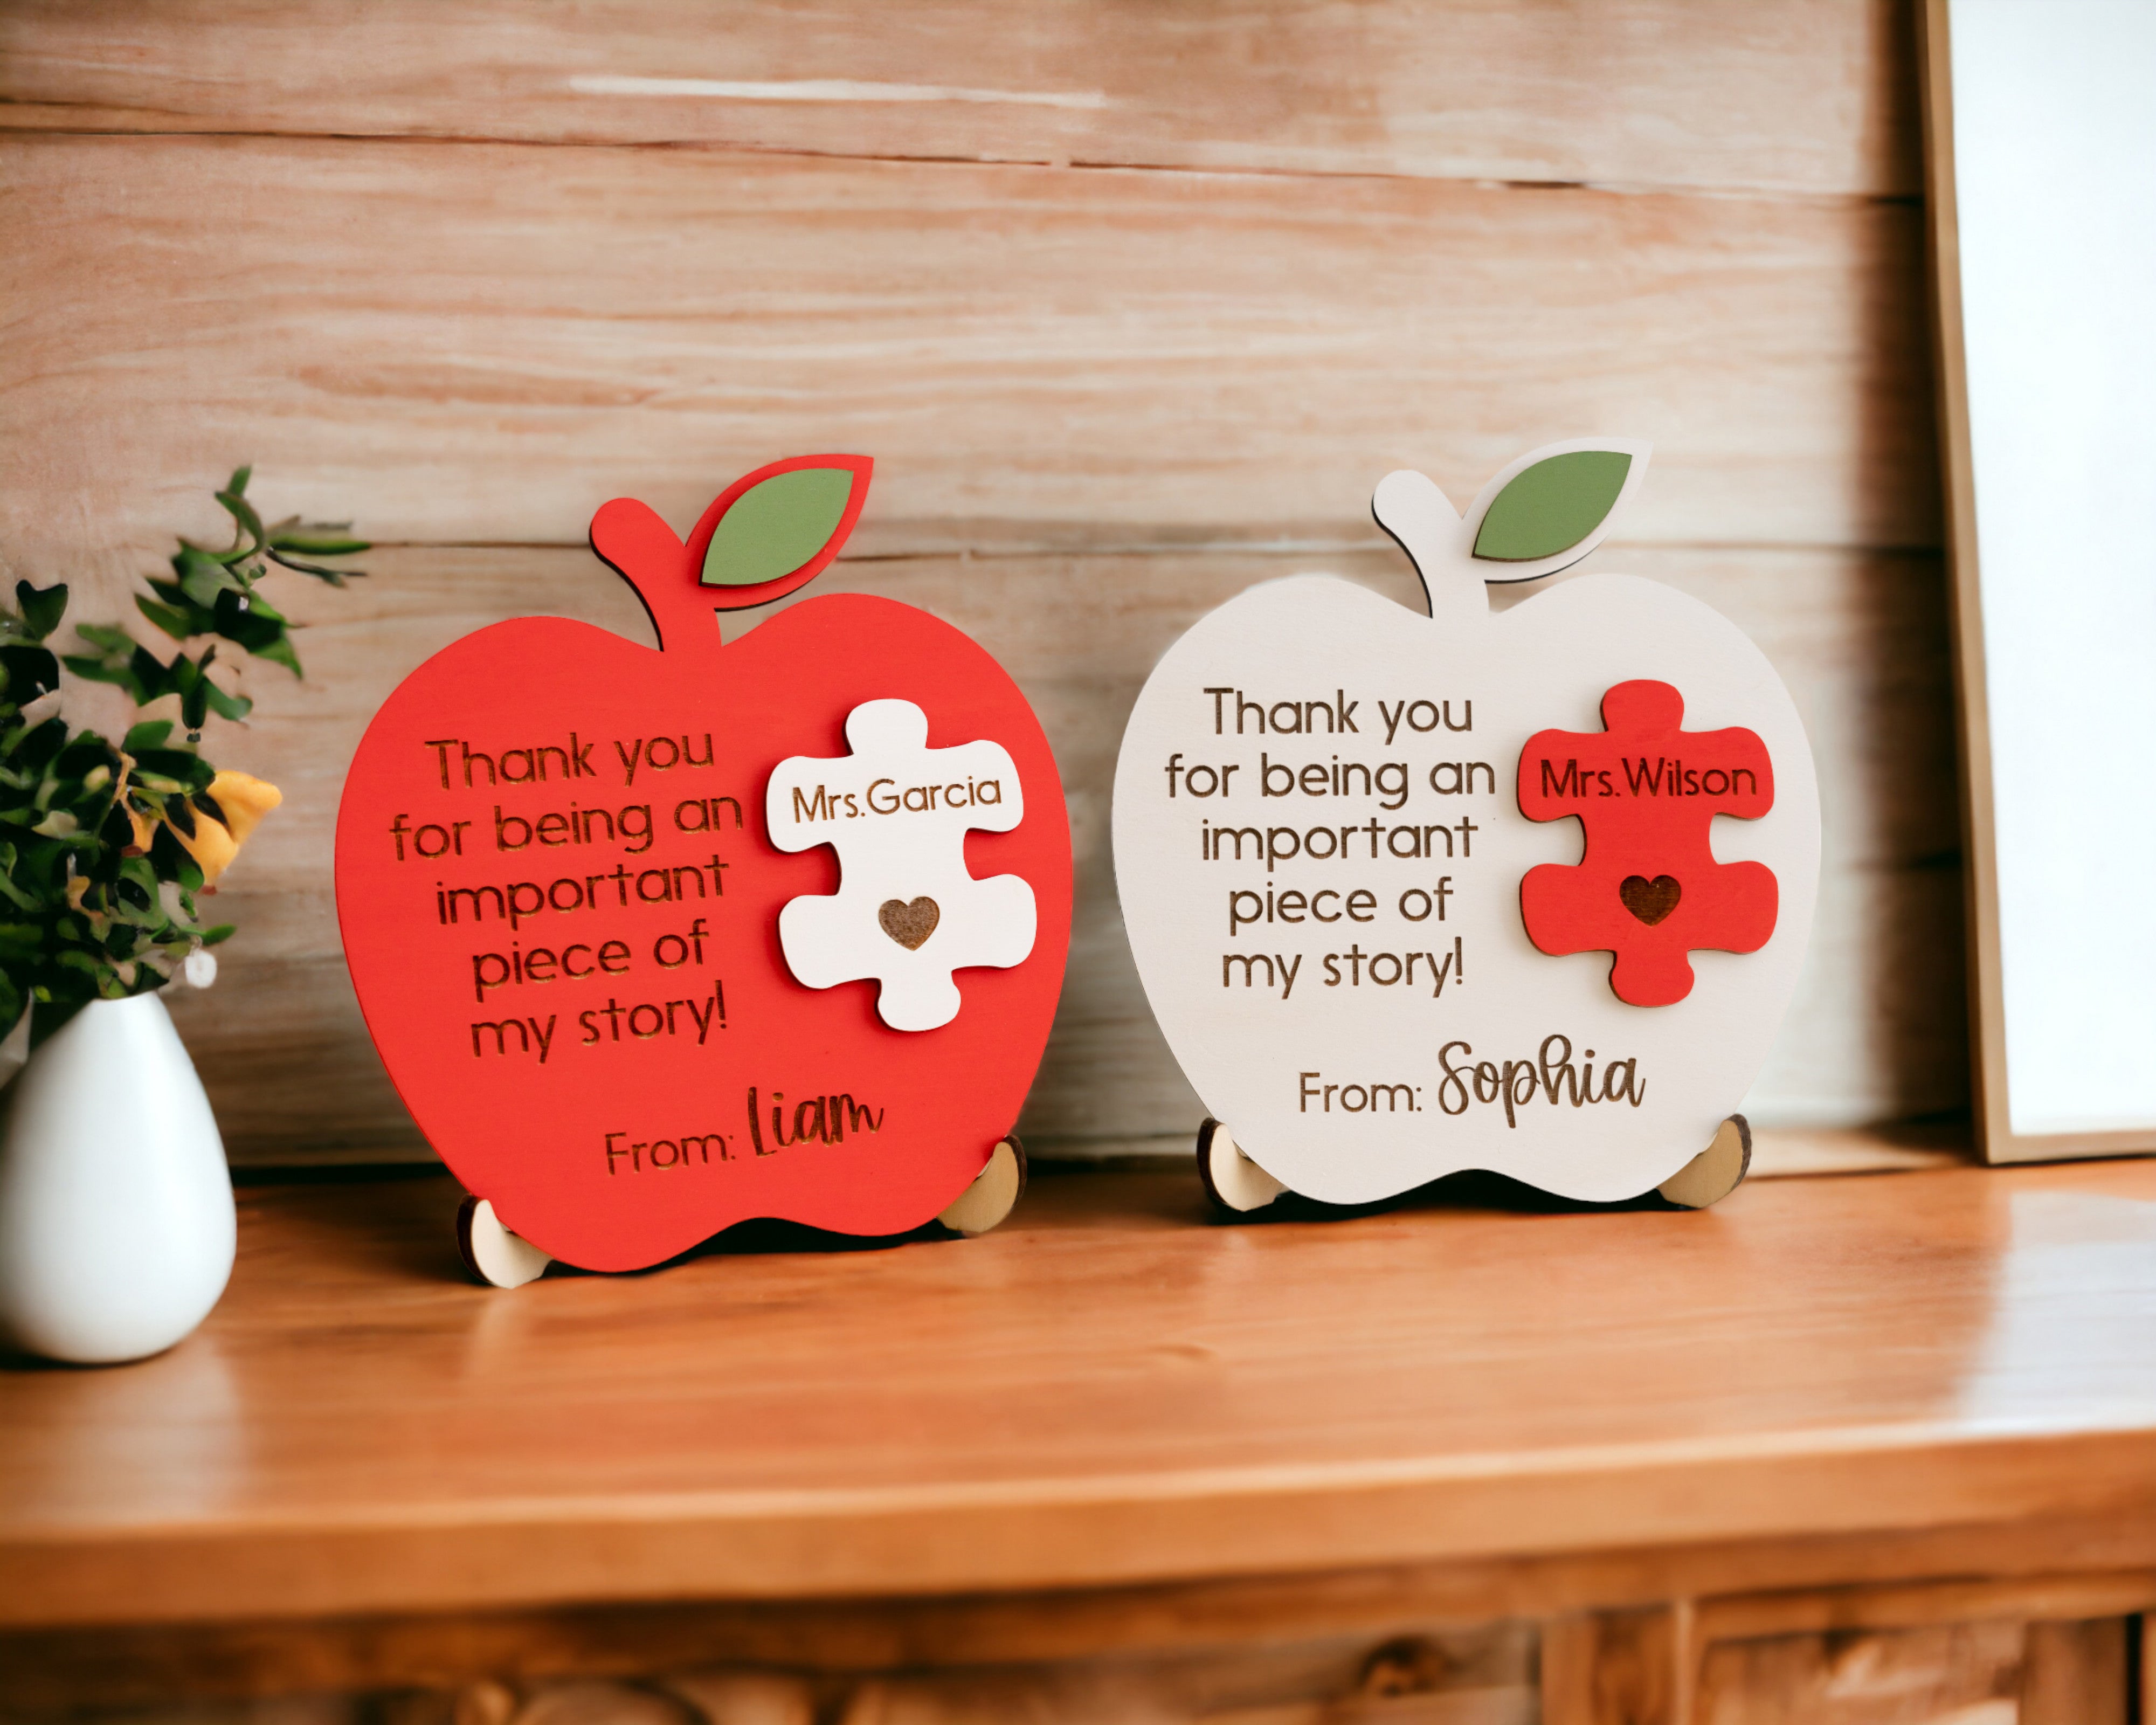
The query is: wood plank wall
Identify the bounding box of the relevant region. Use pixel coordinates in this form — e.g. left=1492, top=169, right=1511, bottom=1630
left=0, top=0, right=1955, bottom=1162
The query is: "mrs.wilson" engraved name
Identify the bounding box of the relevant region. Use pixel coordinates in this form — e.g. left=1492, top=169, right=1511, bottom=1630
left=1537, top=757, right=1760, bottom=800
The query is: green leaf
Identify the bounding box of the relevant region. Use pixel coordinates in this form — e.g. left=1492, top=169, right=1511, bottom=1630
left=249, top=634, right=303, bottom=677
left=134, top=747, right=213, bottom=792
left=0, top=644, right=60, bottom=703
left=174, top=546, right=244, bottom=608
left=227, top=465, right=252, bottom=497
left=232, top=589, right=286, bottom=625
left=701, top=466, right=856, bottom=589
left=211, top=588, right=296, bottom=666
left=264, top=549, right=363, bottom=585
left=179, top=534, right=253, bottom=570
left=145, top=577, right=210, bottom=617
left=200, top=678, right=253, bottom=721
left=123, top=720, right=175, bottom=753
left=15, top=582, right=68, bottom=644
left=136, top=594, right=198, bottom=641
left=268, top=530, right=369, bottom=556
left=61, top=658, right=142, bottom=701
left=1472, top=451, right=1634, bottom=563
left=216, top=486, right=267, bottom=554
left=176, top=677, right=209, bottom=733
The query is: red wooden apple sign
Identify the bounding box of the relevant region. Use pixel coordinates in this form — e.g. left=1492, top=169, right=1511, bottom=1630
left=335, top=456, right=1072, bottom=1272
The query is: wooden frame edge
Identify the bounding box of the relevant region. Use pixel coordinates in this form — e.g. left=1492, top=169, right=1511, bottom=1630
left=1919, top=0, right=2003, bottom=1162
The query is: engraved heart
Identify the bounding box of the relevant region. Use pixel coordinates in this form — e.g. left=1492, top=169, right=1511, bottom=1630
left=878, top=896, right=940, bottom=950
left=1619, top=875, right=1682, bottom=926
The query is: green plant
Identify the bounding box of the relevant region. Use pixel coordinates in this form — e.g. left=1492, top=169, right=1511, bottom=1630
left=0, top=470, right=363, bottom=1046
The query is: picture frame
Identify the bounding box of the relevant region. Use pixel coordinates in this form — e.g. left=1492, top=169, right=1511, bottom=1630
left=1921, top=0, right=2156, bottom=1162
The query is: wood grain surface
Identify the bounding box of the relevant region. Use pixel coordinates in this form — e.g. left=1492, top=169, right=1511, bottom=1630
left=0, top=133, right=1937, bottom=565
left=9, top=1576, right=2156, bottom=1716
left=6, top=1158, right=2156, bottom=1629
left=7, top=1570, right=2153, bottom=1716
left=0, top=1612, right=2139, bottom=1721
left=0, top=1, right=1957, bottom=1162
left=0, top=0, right=1919, bottom=196
left=1694, top=1618, right=2023, bottom=1723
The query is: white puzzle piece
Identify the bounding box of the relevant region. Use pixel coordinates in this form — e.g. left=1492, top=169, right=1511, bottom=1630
left=766, top=699, right=1037, bottom=1031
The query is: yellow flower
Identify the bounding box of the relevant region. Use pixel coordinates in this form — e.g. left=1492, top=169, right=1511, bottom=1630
left=205, top=771, right=281, bottom=847
left=127, top=770, right=282, bottom=886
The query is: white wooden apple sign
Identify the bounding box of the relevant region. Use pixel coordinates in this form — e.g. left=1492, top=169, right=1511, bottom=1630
left=1111, top=441, right=1819, bottom=1213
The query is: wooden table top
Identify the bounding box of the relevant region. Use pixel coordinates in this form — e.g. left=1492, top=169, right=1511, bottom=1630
left=6, top=1158, right=2156, bottom=1629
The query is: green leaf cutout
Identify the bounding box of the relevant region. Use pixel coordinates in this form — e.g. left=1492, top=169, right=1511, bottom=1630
left=701, top=466, right=856, bottom=588
left=1472, top=451, right=1632, bottom=563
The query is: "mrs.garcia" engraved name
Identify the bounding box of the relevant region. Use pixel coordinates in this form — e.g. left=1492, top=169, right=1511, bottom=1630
left=789, top=777, right=1005, bottom=823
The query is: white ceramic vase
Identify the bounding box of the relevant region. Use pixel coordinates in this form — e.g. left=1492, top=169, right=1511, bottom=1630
left=0, top=991, right=234, bottom=1363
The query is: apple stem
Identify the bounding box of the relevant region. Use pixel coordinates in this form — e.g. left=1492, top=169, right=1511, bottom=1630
left=1371, top=470, right=1487, bottom=622
left=588, top=498, right=717, bottom=653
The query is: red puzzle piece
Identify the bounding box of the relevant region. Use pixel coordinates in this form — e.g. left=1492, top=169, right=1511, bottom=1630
left=1517, top=680, right=1777, bottom=1007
